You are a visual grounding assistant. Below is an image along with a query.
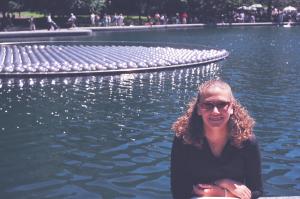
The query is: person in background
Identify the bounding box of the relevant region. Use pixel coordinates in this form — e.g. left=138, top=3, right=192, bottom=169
left=181, top=12, right=188, bottom=24
left=47, top=14, right=58, bottom=30
left=90, top=13, right=95, bottom=26
left=171, top=79, right=263, bottom=199
left=145, top=15, right=153, bottom=26
left=103, top=14, right=111, bottom=26
left=175, top=13, right=180, bottom=24
left=117, top=13, right=124, bottom=26
left=154, top=12, right=161, bottom=25
left=67, top=13, right=77, bottom=28
left=112, top=13, right=119, bottom=26
left=29, top=16, right=36, bottom=30
left=95, top=14, right=100, bottom=26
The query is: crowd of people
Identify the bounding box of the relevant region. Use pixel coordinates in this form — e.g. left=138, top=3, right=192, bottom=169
left=230, top=7, right=299, bottom=24
left=145, top=12, right=188, bottom=25
left=271, top=7, right=300, bottom=24
left=1, top=6, right=299, bottom=31
left=89, top=13, right=124, bottom=27
left=0, top=13, right=16, bottom=30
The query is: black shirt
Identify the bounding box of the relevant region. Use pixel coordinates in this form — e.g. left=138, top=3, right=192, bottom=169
left=171, top=136, right=263, bottom=199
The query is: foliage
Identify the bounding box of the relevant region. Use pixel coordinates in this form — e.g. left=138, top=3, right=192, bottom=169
left=1, top=0, right=300, bottom=22
left=16, top=0, right=105, bottom=16
left=8, top=0, right=23, bottom=12
left=270, top=0, right=300, bottom=8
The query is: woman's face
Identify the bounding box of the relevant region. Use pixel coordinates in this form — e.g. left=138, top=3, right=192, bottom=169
left=197, top=85, right=233, bottom=130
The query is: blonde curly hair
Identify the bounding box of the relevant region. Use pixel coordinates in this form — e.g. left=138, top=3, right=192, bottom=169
left=172, top=79, right=255, bottom=148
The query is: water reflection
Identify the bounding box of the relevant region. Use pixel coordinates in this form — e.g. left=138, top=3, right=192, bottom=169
left=0, top=63, right=220, bottom=198
left=0, top=63, right=219, bottom=90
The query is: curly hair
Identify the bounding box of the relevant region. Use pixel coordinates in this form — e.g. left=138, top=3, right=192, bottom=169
left=172, top=79, right=255, bottom=149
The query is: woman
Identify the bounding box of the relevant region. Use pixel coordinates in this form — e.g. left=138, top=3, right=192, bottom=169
left=171, top=79, right=263, bottom=199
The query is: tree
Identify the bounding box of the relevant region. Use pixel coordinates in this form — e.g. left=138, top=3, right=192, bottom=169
left=164, top=0, right=186, bottom=15
left=22, top=0, right=105, bottom=16
left=1, top=0, right=23, bottom=17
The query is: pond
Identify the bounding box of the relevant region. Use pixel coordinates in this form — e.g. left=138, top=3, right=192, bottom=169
left=0, top=26, right=300, bottom=198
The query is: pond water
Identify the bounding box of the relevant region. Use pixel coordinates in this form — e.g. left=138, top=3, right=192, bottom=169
left=1, top=26, right=300, bottom=198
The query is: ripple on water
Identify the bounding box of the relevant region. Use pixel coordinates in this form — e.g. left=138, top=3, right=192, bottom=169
left=131, top=156, right=155, bottom=164
left=284, top=166, right=300, bottom=181
left=267, top=175, right=295, bottom=186
left=109, top=175, right=146, bottom=185
left=285, top=148, right=300, bottom=158
left=113, top=160, right=136, bottom=167
left=81, top=162, right=114, bottom=170
left=131, top=160, right=168, bottom=175
left=45, top=184, right=100, bottom=199
left=136, top=175, right=170, bottom=192
left=7, top=179, right=66, bottom=192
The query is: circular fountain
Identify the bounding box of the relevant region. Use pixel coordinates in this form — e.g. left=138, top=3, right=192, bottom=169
left=0, top=41, right=229, bottom=77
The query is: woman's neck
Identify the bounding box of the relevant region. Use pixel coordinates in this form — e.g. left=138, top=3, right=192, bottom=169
left=204, top=126, right=228, bottom=143
left=204, top=127, right=229, bottom=157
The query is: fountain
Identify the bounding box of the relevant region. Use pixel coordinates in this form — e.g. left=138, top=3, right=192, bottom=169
left=0, top=41, right=229, bottom=77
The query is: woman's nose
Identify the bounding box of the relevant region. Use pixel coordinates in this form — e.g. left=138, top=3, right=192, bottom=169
left=212, top=106, right=220, bottom=114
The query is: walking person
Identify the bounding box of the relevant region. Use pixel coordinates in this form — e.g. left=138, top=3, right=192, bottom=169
left=47, top=14, right=58, bottom=30
left=67, top=13, right=77, bottom=28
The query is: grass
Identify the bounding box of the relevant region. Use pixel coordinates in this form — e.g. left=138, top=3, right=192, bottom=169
left=16, top=11, right=44, bottom=18
left=126, top=15, right=147, bottom=20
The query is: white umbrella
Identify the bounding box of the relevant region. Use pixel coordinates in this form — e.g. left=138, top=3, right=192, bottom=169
left=250, top=4, right=263, bottom=9
left=283, top=6, right=297, bottom=12
left=238, top=6, right=250, bottom=11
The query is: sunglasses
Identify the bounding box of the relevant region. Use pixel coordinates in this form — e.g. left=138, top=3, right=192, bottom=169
left=199, top=101, right=231, bottom=111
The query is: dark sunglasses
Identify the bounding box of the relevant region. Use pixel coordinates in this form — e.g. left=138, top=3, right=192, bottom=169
left=200, top=101, right=231, bottom=111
